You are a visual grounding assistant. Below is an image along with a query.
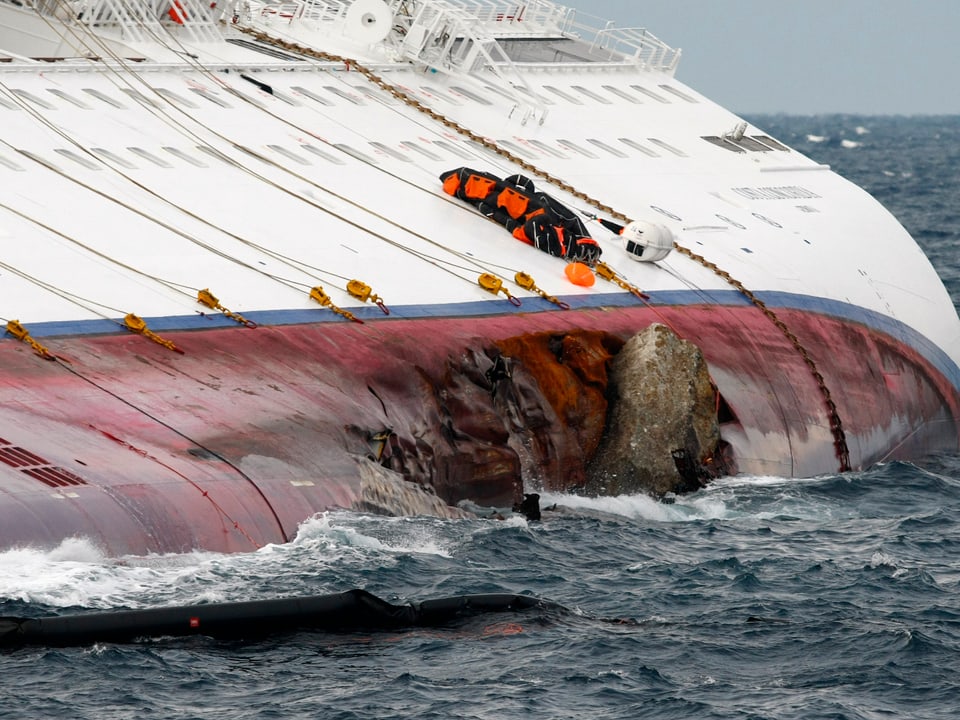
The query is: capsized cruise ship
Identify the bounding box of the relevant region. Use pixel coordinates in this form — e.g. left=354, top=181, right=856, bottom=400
left=1, top=0, right=958, bottom=555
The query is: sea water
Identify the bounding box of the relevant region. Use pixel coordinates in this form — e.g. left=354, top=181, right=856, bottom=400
left=2, top=116, right=959, bottom=720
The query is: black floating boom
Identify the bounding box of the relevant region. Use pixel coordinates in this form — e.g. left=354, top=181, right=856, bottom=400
left=0, top=589, right=544, bottom=648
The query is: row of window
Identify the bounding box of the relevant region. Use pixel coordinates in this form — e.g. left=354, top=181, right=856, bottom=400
left=0, top=131, right=690, bottom=172
left=0, top=79, right=696, bottom=112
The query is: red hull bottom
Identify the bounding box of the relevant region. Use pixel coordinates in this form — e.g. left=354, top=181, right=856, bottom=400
left=1, top=304, right=957, bottom=555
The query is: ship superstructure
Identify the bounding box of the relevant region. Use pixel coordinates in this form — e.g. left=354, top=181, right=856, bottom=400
left=1, top=0, right=958, bottom=554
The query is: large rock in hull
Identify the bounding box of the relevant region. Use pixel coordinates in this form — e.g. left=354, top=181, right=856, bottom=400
left=585, top=323, right=722, bottom=497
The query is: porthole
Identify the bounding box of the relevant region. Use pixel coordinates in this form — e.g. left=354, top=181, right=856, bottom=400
left=399, top=141, right=442, bottom=160
left=752, top=213, right=782, bottom=228
left=587, top=139, right=628, bottom=158
left=571, top=85, right=612, bottom=104
left=449, top=86, right=494, bottom=105
left=0, top=154, right=25, bottom=171
left=658, top=85, right=698, bottom=103
left=601, top=85, right=641, bottom=103
left=54, top=148, right=100, bottom=170
left=120, top=88, right=161, bottom=108
left=648, top=138, right=687, bottom=157
left=291, top=86, right=333, bottom=106
left=527, top=139, right=567, bottom=158
left=189, top=88, right=230, bottom=107
left=91, top=147, right=137, bottom=169
left=651, top=205, right=682, bottom=221
left=619, top=138, right=659, bottom=157
left=433, top=140, right=473, bottom=159
left=267, top=144, right=311, bottom=165
left=630, top=85, right=669, bottom=103
left=128, top=147, right=174, bottom=167
left=11, top=89, right=55, bottom=110
left=333, top=143, right=377, bottom=164
left=163, top=147, right=208, bottom=167
left=353, top=85, right=395, bottom=105
left=324, top=86, right=364, bottom=104
left=556, top=139, right=598, bottom=158
left=716, top=214, right=746, bottom=230
left=155, top=88, right=200, bottom=108
left=498, top=139, right=539, bottom=158
left=542, top=85, right=583, bottom=104
left=46, top=89, right=90, bottom=108
left=369, top=142, right=412, bottom=162
left=300, top=143, right=347, bottom=165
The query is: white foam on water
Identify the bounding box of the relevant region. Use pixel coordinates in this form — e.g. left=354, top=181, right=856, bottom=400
left=869, top=550, right=899, bottom=570
left=0, top=477, right=854, bottom=610
left=0, top=537, right=218, bottom=608
left=460, top=512, right=530, bottom=544
left=290, top=511, right=456, bottom=557
left=497, top=514, right=530, bottom=529
left=0, top=511, right=462, bottom=609
left=291, top=513, right=395, bottom=550
left=709, top=474, right=804, bottom=489
left=539, top=490, right=730, bottom=522
left=868, top=550, right=918, bottom=580
left=539, top=472, right=855, bottom=524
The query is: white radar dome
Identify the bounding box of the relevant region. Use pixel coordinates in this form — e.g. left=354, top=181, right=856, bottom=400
left=344, top=0, right=392, bottom=44
left=621, top=220, right=674, bottom=262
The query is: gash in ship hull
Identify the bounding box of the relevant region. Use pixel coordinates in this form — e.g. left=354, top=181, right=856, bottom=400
left=1, top=0, right=958, bottom=555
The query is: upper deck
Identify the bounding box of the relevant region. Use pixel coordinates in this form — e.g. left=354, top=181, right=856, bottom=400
left=0, top=0, right=680, bottom=69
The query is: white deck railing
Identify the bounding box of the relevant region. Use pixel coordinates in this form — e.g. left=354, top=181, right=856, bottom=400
left=241, top=0, right=679, bottom=71
left=18, top=0, right=223, bottom=43
left=557, top=5, right=680, bottom=72
left=393, top=1, right=680, bottom=72
left=8, top=0, right=679, bottom=68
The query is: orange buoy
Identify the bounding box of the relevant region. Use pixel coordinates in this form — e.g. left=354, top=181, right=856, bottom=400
left=564, top=262, right=595, bottom=287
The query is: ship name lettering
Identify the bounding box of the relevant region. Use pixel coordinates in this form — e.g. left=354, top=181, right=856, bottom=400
left=732, top=186, right=821, bottom=200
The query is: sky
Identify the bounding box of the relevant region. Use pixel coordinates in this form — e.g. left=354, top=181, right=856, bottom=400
left=565, top=0, right=960, bottom=115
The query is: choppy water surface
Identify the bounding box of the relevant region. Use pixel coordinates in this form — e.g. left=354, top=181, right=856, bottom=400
left=3, top=116, right=959, bottom=720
